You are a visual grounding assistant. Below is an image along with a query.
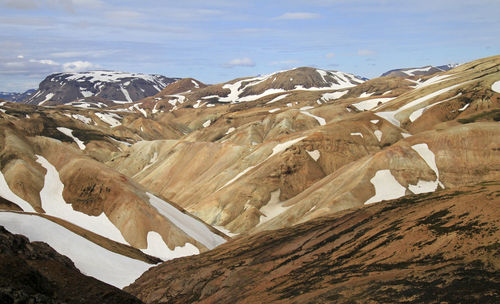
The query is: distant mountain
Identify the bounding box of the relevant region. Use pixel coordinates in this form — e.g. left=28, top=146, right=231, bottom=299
left=0, top=89, right=36, bottom=102
left=381, top=63, right=459, bottom=77
left=158, top=67, right=366, bottom=109
left=24, top=71, right=179, bottom=106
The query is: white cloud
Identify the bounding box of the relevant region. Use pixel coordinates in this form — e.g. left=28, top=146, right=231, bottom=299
left=271, top=59, right=299, bottom=66
left=62, top=60, right=96, bottom=72
left=17, top=55, right=24, bottom=59
left=274, top=12, right=321, bottom=20
left=325, top=52, right=335, bottom=58
left=357, top=49, right=376, bottom=56
left=223, top=57, right=255, bottom=68
left=29, top=59, right=59, bottom=65
left=0, top=0, right=38, bottom=10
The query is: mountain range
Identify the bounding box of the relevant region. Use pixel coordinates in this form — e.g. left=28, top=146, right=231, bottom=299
left=0, top=55, right=499, bottom=303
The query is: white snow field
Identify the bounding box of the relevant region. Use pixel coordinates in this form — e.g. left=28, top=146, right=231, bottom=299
left=258, top=189, right=290, bottom=225
left=142, top=231, right=199, bottom=261
left=147, top=193, right=226, bottom=250
left=0, top=211, right=152, bottom=288
left=35, top=155, right=128, bottom=245
left=364, top=169, right=407, bottom=205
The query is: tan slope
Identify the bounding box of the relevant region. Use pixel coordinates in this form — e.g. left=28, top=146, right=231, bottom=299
left=254, top=122, right=500, bottom=233
left=126, top=182, right=500, bottom=304
left=0, top=115, right=227, bottom=262
left=374, top=55, right=500, bottom=131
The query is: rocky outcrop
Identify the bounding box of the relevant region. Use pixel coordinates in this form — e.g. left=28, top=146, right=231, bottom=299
left=126, top=183, right=500, bottom=303
left=0, top=225, right=143, bottom=303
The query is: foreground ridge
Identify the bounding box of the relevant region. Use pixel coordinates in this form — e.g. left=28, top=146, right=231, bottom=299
left=126, top=182, right=500, bottom=303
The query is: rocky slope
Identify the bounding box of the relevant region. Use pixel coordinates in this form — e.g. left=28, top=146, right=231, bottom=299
left=126, top=182, right=500, bottom=303
left=24, top=71, right=179, bottom=107
left=0, top=225, right=143, bottom=303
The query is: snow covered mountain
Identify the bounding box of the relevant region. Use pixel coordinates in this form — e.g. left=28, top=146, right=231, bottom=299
left=151, top=67, right=366, bottom=110
left=381, top=63, right=459, bottom=77
left=0, top=89, right=36, bottom=102
left=24, top=71, right=179, bottom=107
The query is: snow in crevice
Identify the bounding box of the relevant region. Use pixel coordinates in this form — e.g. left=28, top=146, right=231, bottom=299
left=364, top=169, right=406, bottom=205
left=408, top=93, right=461, bottom=122
left=408, top=143, right=444, bottom=194
left=376, top=81, right=470, bottom=127
left=258, top=189, right=290, bottom=225
left=146, top=193, right=226, bottom=249
left=35, top=155, right=128, bottom=245
left=268, top=108, right=281, bottom=113
left=95, top=112, right=122, bottom=128
left=374, top=130, right=383, bottom=142
left=300, top=110, right=326, bottom=126
left=351, top=132, right=363, bottom=138
left=218, top=136, right=307, bottom=191
left=141, top=231, right=199, bottom=261
left=266, top=94, right=289, bottom=104
left=202, top=120, right=211, bottom=128
left=56, top=127, right=86, bottom=150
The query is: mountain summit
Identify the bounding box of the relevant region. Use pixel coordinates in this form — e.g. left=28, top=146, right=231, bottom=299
left=24, top=71, right=179, bottom=107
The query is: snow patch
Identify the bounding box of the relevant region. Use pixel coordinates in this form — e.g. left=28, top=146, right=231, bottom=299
left=374, top=130, right=382, bottom=142
left=351, top=132, right=363, bottom=138
left=408, top=143, right=444, bottom=194
left=202, top=120, right=211, bottom=128
left=258, top=189, right=290, bottom=225
left=321, top=90, right=348, bottom=101
left=0, top=212, right=152, bottom=288
left=364, top=170, right=406, bottom=205
left=142, top=231, right=199, bottom=261
left=56, top=127, right=86, bottom=150
left=306, top=150, right=320, bottom=161
left=268, top=108, right=281, bottom=113
left=38, top=93, right=54, bottom=106
left=377, top=81, right=470, bottom=127
left=35, top=155, right=128, bottom=244
left=359, top=92, right=375, bottom=98
left=352, top=97, right=395, bottom=111
left=301, top=110, right=326, bottom=126
left=146, top=193, right=226, bottom=249
left=266, top=94, right=289, bottom=104
left=491, top=80, right=500, bottom=93
left=95, top=112, right=122, bottom=128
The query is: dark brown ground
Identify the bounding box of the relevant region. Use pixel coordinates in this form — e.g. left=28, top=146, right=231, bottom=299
left=126, top=182, right=500, bottom=304
left=0, top=225, right=143, bottom=304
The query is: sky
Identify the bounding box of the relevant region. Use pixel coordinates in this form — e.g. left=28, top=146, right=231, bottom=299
left=0, top=0, right=499, bottom=92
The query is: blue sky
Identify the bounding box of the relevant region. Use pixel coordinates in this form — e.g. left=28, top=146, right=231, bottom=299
left=0, top=0, right=499, bottom=91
